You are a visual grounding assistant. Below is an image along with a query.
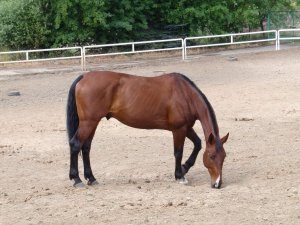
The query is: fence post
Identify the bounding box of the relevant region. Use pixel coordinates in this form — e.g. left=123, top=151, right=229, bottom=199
left=80, top=47, right=83, bottom=71
left=132, top=43, right=135, bottom=53
left=184, top=38, right=188, bottom=60
left=182, top=39, right=185, bottom=60
left=277, top=30, right=280, bottom=50
left=82, top=47, right=86, bottom=71
left=26, top=52, right=29, bottom=61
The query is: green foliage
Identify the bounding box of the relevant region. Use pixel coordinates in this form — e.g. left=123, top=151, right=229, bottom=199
left=166, top=0, right=297, bottom=35
left=102, top=0, right=150, bottom=42
left=49, top=0, right=107, bottom=46
left=0, top=0, right=50, bottom=50
left=0, top=0, right=298, bottom=50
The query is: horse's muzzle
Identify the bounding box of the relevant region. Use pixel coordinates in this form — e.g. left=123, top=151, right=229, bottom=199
left=212, top=181, right=222, bottom=189
left=211, top=175, right=222, bottom=189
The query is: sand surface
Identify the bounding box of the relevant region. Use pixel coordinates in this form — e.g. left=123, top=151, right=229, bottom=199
left=0, top=49, right=299, bottom=224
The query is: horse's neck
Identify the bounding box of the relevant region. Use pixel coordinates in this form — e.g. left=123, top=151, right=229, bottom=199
left=194, top=95, right=219, bottom=142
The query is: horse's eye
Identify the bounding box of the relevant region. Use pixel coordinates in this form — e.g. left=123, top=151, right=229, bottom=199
left=210, top=155, right=216, bottom=160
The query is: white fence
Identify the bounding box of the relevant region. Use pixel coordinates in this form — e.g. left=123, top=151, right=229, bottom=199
left=0, top=46, right=83, bottom=66
left=83, top=38, right=184, bottom=69
left=184, top=30, right=277, bottom=59
left=277, top=28, right=300, bottom=50
left=0, top=29, right=299, bottom=70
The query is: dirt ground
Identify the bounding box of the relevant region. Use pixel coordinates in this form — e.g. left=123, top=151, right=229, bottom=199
left=0, top=48, right=299, bottom=225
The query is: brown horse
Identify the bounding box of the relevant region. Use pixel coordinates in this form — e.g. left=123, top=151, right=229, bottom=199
left=66, top=71, right=229, bottom=188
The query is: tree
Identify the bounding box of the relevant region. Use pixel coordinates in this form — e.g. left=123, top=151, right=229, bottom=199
left=165, top=0, right=298, bottom=34
left=48, top=0, right=107, bottom=46
left=0, top=0, right=299, bottom=50
left=0, top=0, right=50, bottom=50
left=165, top=0, right=242, bottom=35
left=102, top=0, right=149, bottom=42
left=252, top=0, right=294, bottom=31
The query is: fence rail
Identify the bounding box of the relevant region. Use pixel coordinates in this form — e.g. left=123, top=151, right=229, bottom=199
left=184, top=30, right=278, bottom=59
left=1, top=29, right=299, bottom=71
left=278, top=28, right=300, bottom=50
left=83, top=38, right=184, bottom=69
left=0, top=46, right=83, bottom=67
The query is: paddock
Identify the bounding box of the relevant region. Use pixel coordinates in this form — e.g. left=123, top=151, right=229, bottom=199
left=0, top=48, right=299, bottom=224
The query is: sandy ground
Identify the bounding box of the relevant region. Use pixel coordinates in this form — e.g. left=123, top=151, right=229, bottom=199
left=0, top=49, right=299, bottom=225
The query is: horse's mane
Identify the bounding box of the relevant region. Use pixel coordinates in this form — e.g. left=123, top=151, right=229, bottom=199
left=175, top=73, right=221, bottom=149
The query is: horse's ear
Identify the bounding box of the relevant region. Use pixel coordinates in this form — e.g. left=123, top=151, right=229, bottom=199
left=208, top=133, right=215, bottom=145
left=221, top=132, right=229, bottom=144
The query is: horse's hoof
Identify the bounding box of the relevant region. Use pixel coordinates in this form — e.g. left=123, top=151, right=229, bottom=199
left=73, top=181, right=85, bottom=188
left=176, top=177, right=188, bottom=185
left=87, top=180, right=99, bottom=186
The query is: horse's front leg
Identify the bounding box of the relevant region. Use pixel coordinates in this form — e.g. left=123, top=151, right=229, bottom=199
left=172, top=128, right=188, bottom=184
left=181, top=128, right=202, bottom=175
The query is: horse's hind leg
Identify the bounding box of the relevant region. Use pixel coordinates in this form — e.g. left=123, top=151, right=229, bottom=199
left=70, top=120, right=98, bottom=187
left=82, top=128, right=98, bottom=185
left=182, top=128, right=202, bottom=175
left=69, top=131, right=84, bottom=187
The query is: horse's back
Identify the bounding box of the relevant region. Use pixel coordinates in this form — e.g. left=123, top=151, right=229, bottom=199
left=78, top=71, right=177, bottom=102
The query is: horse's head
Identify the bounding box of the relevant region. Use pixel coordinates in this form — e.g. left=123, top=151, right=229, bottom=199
left=203, top=132, right=229, bottom=188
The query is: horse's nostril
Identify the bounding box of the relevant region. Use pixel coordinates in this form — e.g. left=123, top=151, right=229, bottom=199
left=211, top=175, right=222, bottom=188
left=212, top=181, right=222, bottom=189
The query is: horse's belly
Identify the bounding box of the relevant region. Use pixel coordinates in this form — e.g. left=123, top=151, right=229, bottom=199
left=112, top=111, right=169, bottom=130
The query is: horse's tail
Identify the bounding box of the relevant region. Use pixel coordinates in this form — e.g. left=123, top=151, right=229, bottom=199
left=66, top=75, right=84, bottom=141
